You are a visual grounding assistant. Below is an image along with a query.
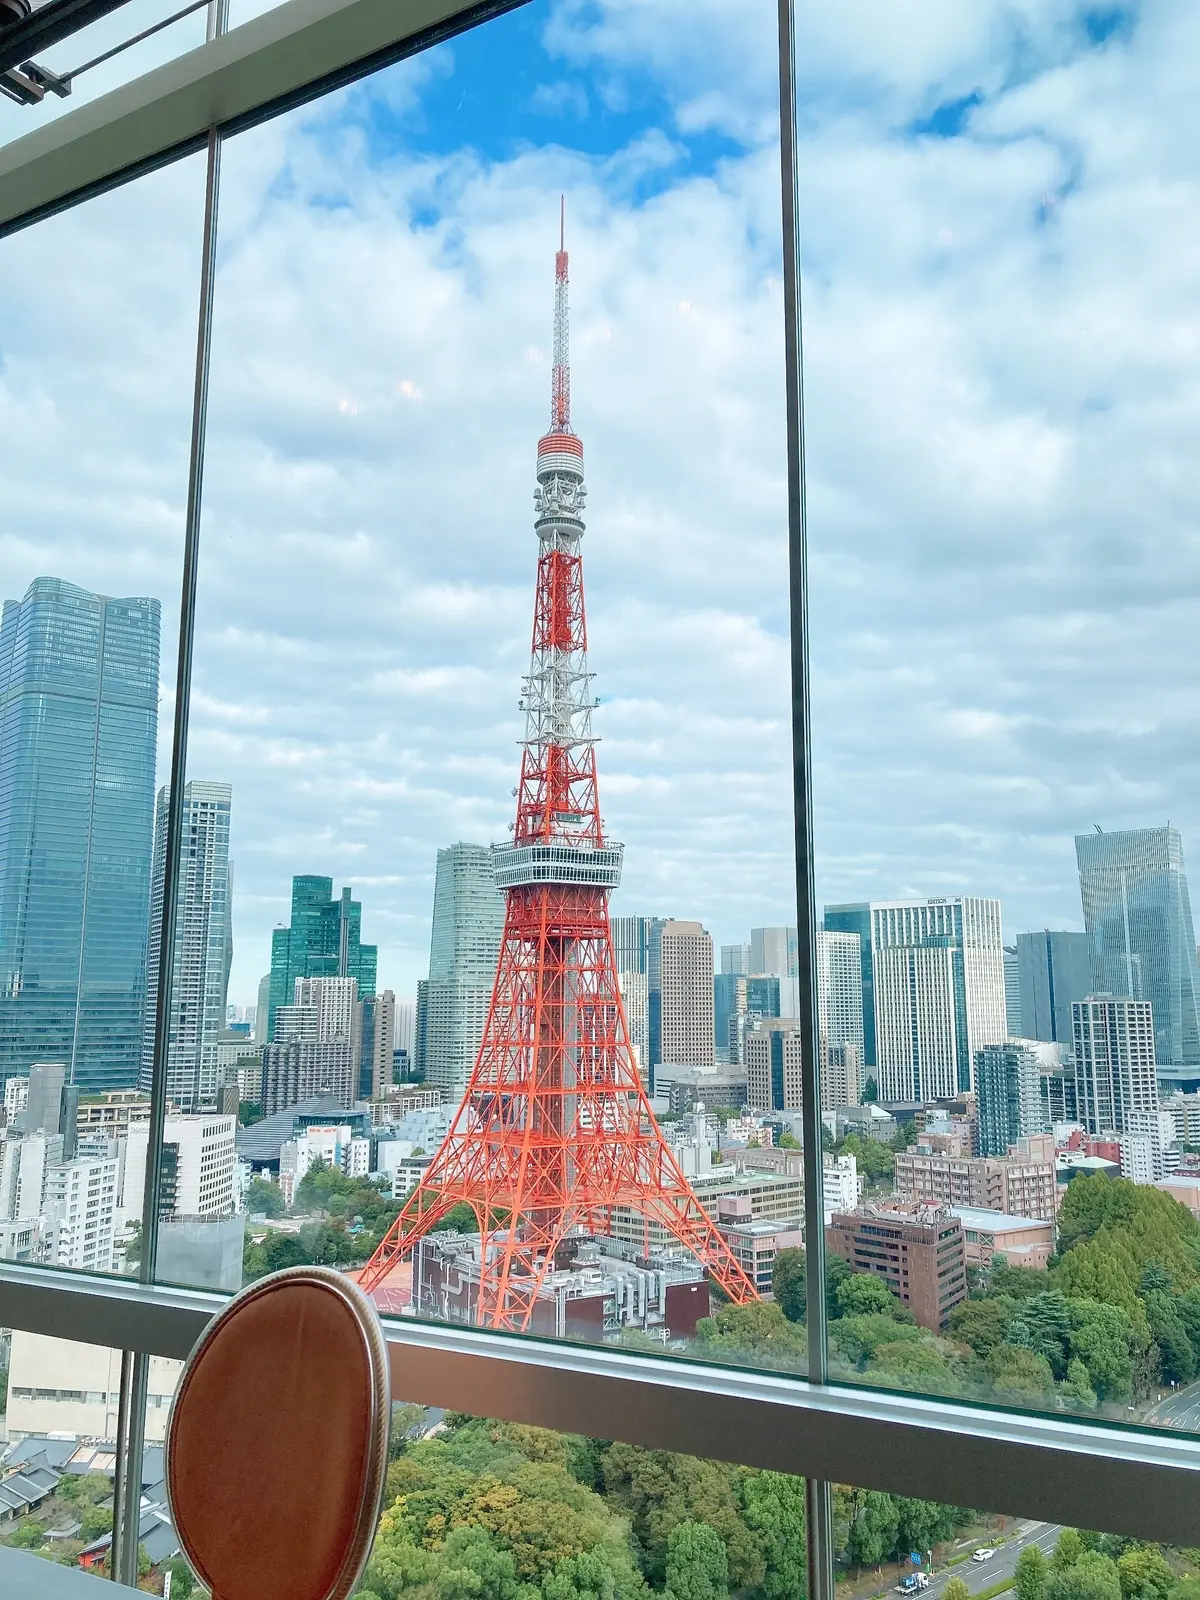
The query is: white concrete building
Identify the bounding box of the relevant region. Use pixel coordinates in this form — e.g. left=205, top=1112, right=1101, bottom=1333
left=6, top=1331, right=182, bottom=1442
left=1073, top=996, right=1158, bottom=1134
left=1121, top=1109, right=1178, bottom=1184
left=4, top=1073, right=29, bottom=1122
left=43, top=1154, right=118, bottom=1272
left=0, top=1131, right=63, bottom=1223
left=816, top=929, right=864, bottom=1096
left=122, top=1113, right=236, bottom=1222
left=660, top=921, right=715, bottom=1069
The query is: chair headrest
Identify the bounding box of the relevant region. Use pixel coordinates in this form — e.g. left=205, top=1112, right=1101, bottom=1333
left=166, top=1265, right=391, bottom=1600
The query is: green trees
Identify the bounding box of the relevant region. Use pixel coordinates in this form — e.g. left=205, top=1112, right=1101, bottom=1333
left=694, top=1302, right=805, bottom=1367
left=1016, top=1543, right=1049, bottom=1600
left=1116, top=1546, right=1175, bottom=1600
left=772, top=1249, right=806, bottom=1324
left=663, top=1522, right=729, bottom=1600
left=836, top=1274, right=906, bottom=1319
left=245, top=1176, right=285, bottom=1218
left=740, top=1473, right=806, bottom=1600
left=943, top=1578, right=971, bottom=1600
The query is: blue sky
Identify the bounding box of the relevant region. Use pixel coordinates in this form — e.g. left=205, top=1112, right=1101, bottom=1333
left=2, top=0, right=1200, bottom=1004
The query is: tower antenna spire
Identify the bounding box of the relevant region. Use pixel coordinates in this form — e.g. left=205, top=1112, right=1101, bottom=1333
left=552, top=195, right=570, bottom=432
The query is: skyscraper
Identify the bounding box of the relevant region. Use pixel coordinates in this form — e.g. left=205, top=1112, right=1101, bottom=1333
left=745, top=1019, right=804, bottom=1112
left=867, top=898, right=1006, bottom=1102
left=659, top=921, right=714, bottom=1069
left=750, top=926, right=799, bottom=1018
left=1003, top=945, right=1021, bottom=1036
left=1072, top=995, right=1157, bottom=1134
left=975, top=1039, right=1056, bottom=1156
left=267, top=876, right=377, bottom=1040
left=1075, top=827, right=1200, bottom=1067
left=359, top=988, right=396, bottom=1099
left=823, top=903, right=875, bottom=1068
left=713, top=973, right=779, bottom=1064
left=141, top=781, right=232, bottom=1112
left=415, top=843, right=504, bottom=1098
left=611, top=914, right=664, bottom=1078
left=816, top=929, right=865, bottom=1108
left=1015, top=930, right=1093, bottom=1049
left=721, top=943, right=750, bottom=976
left=0, top=578, right=159, bottom=1094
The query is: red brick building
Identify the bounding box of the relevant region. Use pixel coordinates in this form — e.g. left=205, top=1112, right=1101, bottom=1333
left=825, top=1201, right=968, bottom=1330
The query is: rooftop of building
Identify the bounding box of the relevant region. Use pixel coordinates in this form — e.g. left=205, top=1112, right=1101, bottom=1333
left=951, top=1205, right=1053, bottom=1231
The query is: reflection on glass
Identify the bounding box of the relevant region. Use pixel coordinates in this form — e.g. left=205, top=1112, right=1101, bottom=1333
left=0, top=158, right=203, bottom=1289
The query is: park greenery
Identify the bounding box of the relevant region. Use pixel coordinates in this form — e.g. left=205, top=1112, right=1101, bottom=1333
left=351, top=1420, right=1200, bottom=1600
left=718, top=1172, right=1200, bottom=1413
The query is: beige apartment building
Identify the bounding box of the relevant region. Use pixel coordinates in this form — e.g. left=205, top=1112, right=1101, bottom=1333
left=893, top=1133, right=1058, bottom=1221
left=659, top=921, right=715, bottom=1069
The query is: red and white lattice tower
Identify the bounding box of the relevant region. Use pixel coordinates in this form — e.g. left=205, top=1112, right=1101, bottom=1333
left=359, top=205, right=758, bottom=1329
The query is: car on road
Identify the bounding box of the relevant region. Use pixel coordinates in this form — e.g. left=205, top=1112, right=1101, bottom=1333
left=972, top=1549, right=997, bottom=1563
left=895, top=1575, right=930, bottom=1593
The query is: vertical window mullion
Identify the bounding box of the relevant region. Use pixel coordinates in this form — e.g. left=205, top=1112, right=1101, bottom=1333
left=776, top=0, right=834, bottom=1597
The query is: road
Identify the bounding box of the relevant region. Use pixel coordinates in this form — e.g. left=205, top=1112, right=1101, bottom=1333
left=905, top=1520, right=1062, bottom=1600
left=1144, top=1379, right=1200, bottom=1431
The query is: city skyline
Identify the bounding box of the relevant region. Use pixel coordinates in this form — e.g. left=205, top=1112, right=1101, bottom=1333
left=7, top=5, right=1199, bottom=1016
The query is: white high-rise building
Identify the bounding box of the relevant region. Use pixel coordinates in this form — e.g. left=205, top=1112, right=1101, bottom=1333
left=867, top=898, right=1006, bottom=1103
left=0, top=1131, right=63, bottom=1224
left=1003, top=945, right=1021, bottom=1036
left=416, top=843, right=505, bottom=1098
left=254, top=973, right=271, bottom=1044
left=141, top=781, right=233, bottom=1112
left=618, top=969, right=649, bottom=1084
left=751, top=926, right=800, bottom=1019
left=816, top=930, right=864, bottom=1108
left=43, top=1153, right=118, bottom=1272
left=659, top=921, right=714, bottom=1068
left=4, top=1072, right=28, bottom=1122
left=1121, top=1109, right=1177, bottom=1184
left=394, top=999, right=416, bottom=1058
left=122, top=1113, right=236, bottom=1221
left=1073, top=995, right=1158, bottom=1134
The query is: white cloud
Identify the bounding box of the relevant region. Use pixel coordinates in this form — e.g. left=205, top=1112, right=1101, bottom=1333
left=5, top=0, right=1200, bottom=1004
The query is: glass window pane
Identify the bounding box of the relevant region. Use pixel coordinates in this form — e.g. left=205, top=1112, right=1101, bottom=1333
left=0, top=160, right=205, bottom=1280
left=805, top=2, right=1200, bottom=1430
left=0, top=1329, right=181, bottom=1580
left=150, top=0, right=807, bottom=1372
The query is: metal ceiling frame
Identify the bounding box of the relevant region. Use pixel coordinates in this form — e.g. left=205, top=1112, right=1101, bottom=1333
left=0, top=0, right=526, bottom=232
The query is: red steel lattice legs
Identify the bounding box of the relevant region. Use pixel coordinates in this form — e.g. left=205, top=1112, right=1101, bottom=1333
left=359, top=885, right=758, bottom=1328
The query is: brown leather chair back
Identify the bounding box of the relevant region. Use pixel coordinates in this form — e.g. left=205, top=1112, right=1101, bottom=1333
left=166, top=1265, right=391, bottom=1600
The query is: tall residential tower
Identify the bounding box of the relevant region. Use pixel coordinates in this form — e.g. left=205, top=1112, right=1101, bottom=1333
left=140, top=781, right=233, bottom=1112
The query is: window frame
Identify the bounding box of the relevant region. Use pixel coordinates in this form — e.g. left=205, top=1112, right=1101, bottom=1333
left=2, top=0, right=1199, bottom=1587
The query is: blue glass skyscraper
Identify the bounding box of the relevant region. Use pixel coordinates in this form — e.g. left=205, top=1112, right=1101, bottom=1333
left=1076, top=826, right=1200, bottom=1067
left=0, top=578, right=160, bottom=1093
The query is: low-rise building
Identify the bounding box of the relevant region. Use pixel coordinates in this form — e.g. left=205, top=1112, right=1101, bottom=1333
left=609, top=1164, right=803, bottom=1254
left=715, top=1199, right=803, bottom=1298
left=414, top=1233, right=710, bottom=1343
left=950, top=1206, right=1054, bottom=1270
left=825, top=1201, right=968, bottom=1330
left=894, top=1135, right=1058, bottom=1219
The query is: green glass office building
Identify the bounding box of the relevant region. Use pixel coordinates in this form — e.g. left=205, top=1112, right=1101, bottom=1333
left=267, top=876, right=377, bottom=1039
left=0, top=578, right=160, bottom=1093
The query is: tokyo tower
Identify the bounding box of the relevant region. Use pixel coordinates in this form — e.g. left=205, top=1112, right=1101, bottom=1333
left=359, top=205, right=758, bottom=1330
